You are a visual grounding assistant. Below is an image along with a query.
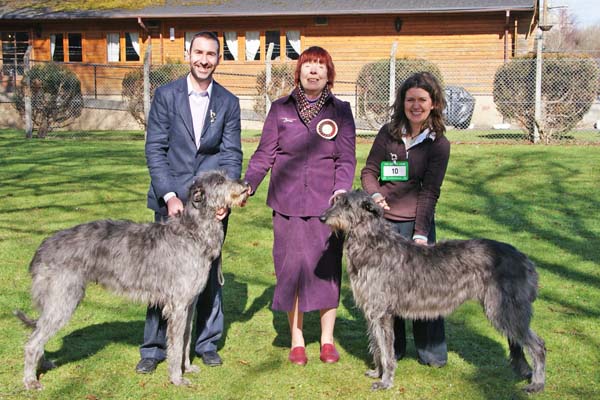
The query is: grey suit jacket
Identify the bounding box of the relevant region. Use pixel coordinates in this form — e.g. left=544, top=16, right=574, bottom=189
left=145, top=76, right=243, bottom=214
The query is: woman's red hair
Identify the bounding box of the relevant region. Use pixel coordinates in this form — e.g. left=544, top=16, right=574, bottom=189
left=294, top=46, right=336, bottom=89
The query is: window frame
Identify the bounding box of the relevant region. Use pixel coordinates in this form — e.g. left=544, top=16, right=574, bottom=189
left=265, top=30, right=281, bottom=61
left=222, top=31, right=238, bottom=61
left=106, top=31, right=141, bottom=63
left=242, top=29, right=301, bottom=62
left=106, top=32, right=120, bottom=62
left=124, top=32, right=141, bottom=62
left=285, top=30, right=301, bottom=61
left=67, top=32, right=82, bottom=62
left=2, top=31, right=30, bottom=75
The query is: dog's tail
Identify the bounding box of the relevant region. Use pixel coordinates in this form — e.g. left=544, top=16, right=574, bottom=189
left=14, top=309, right=37, bottom=329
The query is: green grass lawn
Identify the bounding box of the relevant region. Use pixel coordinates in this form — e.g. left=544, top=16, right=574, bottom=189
left=0, top=129, right=599, bottom=399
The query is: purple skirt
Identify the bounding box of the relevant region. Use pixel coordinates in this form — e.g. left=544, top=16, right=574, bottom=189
left=271, top=212, right=343, bottom=312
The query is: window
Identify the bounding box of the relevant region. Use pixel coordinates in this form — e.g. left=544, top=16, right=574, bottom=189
left=265, top=30, right=280, bottom=60
left=223, top=31, right=238, bottom=61
left=243, top=30, right=300, bottom=62
left=67, top=33, right=82, bottom=62
left=1, top=32, right=29, bottom=75
left=48, top=32, right=82, bottom=63
left=184, top=32, right=194, bottom=56
left=50, top=34, right=64, bottom=61
left=285, top=31, right=301, bottom=60
left=107, top=33, right=120, bottom=62
left=185, top=31, right=220, bottom=60
left=245, top=31, right=260, bottom=61
left=125, top=32, right=140, bottom=61
left=106, top=32, right=140, bottom=63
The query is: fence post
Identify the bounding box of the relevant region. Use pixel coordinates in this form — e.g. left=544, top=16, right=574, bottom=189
left=93, top=64, right=97, bottom=99
left=389, top=41, right=398, bottom=106
left=143, top=44, right=152, bottom=135
left=265, top=42, right=275, bottom=116
left=533, top=30, right=542, bottom=144
left=23, top=45, right=33, bottom=139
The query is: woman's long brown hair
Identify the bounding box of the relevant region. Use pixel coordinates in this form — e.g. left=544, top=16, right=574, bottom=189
left=389, top=72, right=446, bottom=140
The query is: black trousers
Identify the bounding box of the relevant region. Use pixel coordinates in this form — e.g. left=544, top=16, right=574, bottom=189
left=387, top=219, right=448, bottom=365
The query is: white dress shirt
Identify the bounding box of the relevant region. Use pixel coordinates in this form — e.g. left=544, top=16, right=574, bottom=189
left=163, top=75, right=213, bottom=203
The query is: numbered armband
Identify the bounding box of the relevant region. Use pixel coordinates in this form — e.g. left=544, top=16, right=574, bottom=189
left=380, top=161, right=409, bottom=181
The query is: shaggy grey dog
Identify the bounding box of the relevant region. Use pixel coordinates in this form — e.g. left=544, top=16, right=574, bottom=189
left=15, top=171, right=249, bottom=390
left=320, top=190, right=546, bottom=393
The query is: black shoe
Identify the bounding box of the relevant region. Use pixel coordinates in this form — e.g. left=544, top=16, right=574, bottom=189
left=418, top=358, right=447, bottom=368
left=201, top=351, right=222, bottom=366
left=135, top=358, right=160, bottom=374
left=428, top=361, right=447, bottom=368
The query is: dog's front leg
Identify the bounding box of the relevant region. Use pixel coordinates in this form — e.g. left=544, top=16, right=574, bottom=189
left=365, top=356, right=382, bottom=379
left=165, top=305, right=191, bottom=386
left=364, top=315, right=382, bottom=379
left=183, top=297, right=200, bottom=374
left=368, top=315, right=395, bottom=390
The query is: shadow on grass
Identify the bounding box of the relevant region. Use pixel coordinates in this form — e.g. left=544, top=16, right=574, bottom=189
left=219, top=272, right=252, bottom=352
left=225, top=281, right=289, bottom=349
left=476, top=132, right=530, bottom=140
left=38, top=273, right=252, bottom=372
left=446, top=314, right=532, bottom=398
left=45, top=320, right=145, bottom=367
left=473, top=132, right=576, bottom=141
left=221, top=255, right=540, bottom=398
left=442, top=149, right=600, bottom=290
left=336, top=287, right=537, bottom=397
left=1, top=138, right=149, bottom=236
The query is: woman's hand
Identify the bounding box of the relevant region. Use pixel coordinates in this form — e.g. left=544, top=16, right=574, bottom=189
left=372, top=193, right=390, bottom=210
left=245, top=183, right=254, bottom=196
left=328, top=189, right=346, bottom=205
left=216, top=207, right=230, bottom=221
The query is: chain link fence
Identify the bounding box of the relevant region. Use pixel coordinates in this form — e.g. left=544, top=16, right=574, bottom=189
left=2, top=44, right=600, bottom=143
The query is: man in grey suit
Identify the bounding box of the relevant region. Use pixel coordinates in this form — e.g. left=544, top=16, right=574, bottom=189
left=136, top=31, right=242, bottom=373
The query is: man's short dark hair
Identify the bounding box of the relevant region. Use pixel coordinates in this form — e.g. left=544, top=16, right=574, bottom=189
left=190, top=31, right=220, bottom=55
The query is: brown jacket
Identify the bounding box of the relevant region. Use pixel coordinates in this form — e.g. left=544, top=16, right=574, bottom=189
left=361, top=123, right=450, bottom=238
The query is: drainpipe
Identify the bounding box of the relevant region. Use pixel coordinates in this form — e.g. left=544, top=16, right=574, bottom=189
left=138, top=17, right=148, bottom=34
left=138, top=17, right=152, bottom=65
left=137, top=17, right=150, bottom=42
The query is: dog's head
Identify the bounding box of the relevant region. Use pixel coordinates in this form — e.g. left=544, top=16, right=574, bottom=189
left=319, top=190, right=383, bottom=234
left=188, top=170, right=250, bottom=213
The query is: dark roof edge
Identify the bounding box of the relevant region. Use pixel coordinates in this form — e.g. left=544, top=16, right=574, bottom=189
left=138, top=8, right=535, bottom=18
left=1, top=7, right=536, bottom=20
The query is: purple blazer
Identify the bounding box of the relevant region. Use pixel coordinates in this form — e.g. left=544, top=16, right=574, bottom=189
left=245, top=91, right=356, bottom=217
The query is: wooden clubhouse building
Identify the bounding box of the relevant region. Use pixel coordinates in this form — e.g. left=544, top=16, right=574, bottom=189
left=0, top=1, right=540, bottom=129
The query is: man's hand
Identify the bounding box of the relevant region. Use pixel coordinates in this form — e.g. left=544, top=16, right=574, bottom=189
left=166, top=196, right=184, bottom=217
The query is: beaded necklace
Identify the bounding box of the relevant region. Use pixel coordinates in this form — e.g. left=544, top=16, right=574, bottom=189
left=295, top=85, right=330, bottom=125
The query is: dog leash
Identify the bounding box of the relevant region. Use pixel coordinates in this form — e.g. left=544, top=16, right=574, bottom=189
left=217, top=257, right=225, bottom=286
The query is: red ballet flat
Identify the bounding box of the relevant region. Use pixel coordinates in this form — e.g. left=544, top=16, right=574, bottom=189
left=288, top=346, right=308, bottom=366
left=320, top=343, right=340, bottom=363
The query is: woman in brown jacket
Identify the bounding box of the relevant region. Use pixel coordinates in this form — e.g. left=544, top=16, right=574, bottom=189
left=361, top=72, right=450, bottom=367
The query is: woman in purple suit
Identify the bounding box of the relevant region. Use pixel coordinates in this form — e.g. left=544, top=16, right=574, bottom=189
left=244, top=46, right=356, bottom=366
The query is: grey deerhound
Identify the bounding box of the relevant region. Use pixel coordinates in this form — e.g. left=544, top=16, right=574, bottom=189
left=15, top=171, right=249, bottom=390
left=320, top=190, right=546, bottom=393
